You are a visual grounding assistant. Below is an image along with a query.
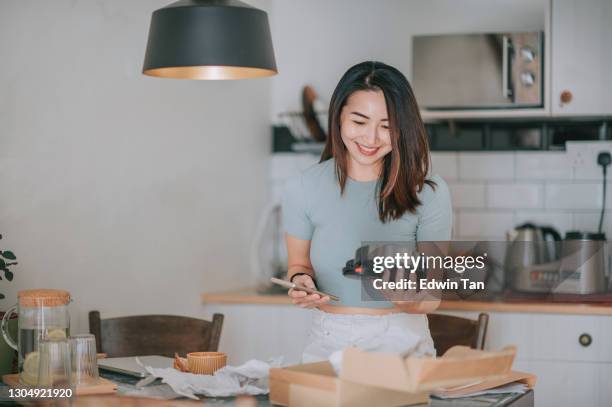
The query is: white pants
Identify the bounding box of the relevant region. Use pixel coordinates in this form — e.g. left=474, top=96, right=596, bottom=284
left=302, top=309, right=436, bottom=363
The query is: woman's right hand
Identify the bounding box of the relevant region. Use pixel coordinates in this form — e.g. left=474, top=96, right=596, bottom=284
left=288, top=275, right=330, bottom=308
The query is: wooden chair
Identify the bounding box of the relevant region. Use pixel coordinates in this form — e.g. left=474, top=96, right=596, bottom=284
left=428, top=313, right=489, bottom=356
left=88, top=311, right=224, bottom=358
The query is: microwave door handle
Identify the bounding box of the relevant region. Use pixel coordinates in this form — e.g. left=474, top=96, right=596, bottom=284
left=502, top=35, right=512, bottom=100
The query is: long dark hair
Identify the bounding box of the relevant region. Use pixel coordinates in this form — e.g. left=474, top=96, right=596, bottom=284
left=321, top=61, right=435, bottom=222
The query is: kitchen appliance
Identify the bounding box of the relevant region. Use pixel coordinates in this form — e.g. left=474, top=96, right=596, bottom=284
left=251, top=201, right=288, bottom=294
left=1, top=289, right=71, bottom=385
left=507, top=225, right=608, bottom=294
left=413, top=32, right=543, bottom=109
left=505, top=223, right=561, bottom=271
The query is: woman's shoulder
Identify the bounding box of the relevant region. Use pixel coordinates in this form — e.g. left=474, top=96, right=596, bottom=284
left=417, top=174, right=451, bottom=208
left=285, top=158, right=335, bottom=190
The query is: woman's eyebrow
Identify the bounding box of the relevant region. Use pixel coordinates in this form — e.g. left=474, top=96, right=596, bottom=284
left=350, top=111, right=369, bottom=119
left=350, top=111, right=389, bottom=121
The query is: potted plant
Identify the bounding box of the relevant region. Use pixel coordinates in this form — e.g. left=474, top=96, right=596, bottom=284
left=0, top=234, right=18, bottom=375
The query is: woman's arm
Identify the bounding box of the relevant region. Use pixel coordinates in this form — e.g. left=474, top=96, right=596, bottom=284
left=286, top=234, right=330, bottom=308
left=394, top=175, right=453, bottom=313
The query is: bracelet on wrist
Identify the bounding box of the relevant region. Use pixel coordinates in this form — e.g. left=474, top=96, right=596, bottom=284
left=289, top=272, right=317, bottom=286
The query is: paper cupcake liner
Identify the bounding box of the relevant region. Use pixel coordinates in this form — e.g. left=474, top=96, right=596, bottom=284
left=186, top=352, right=227, bottom=375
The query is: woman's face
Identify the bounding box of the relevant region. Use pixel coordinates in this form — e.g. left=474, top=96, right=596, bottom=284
left=339, top=89, right=392, bottom=170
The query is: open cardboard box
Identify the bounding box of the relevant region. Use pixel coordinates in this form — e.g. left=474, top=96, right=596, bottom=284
left=270, top=345, right=520, bottom=407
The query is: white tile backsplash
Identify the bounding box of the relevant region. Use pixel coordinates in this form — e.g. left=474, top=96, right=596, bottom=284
left=572, top=212, right=612, bottom=233
left=487, top=183, right=543, bottom=209
left=544, top=183, right=604, bottom=210
left=458, top=153, right=514, bottom=180
left=515, top=152, right=573, bottom=180
left=270, top=141, right=612, bottom=239
left=514, top=211, right=574, bottom=235
left=458, top=211, right=515, bottom=239
left=430, top=152, right=458, bottom=180
left=448, top=182, right=485, bottom=209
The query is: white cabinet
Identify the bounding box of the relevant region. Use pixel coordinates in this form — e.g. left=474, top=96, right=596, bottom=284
left=446, top=310, right=612, bottom=407
left=202, top=303, right=612, bottom=406
left=551, top=0, right=612, bottom=115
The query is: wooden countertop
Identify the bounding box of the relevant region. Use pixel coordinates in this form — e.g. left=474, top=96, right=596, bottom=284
left=201, top=287, right=612, bottom=315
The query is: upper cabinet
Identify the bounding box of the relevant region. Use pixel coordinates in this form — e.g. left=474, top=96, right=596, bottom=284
left=551, top=0, right=612, bottom=116
left=419, top=0, right=612, bottom=120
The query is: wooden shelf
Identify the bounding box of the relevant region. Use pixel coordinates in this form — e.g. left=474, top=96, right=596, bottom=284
left=420, top=108, right=550, bottom=121
left=201, top=287, right=612, bottom=315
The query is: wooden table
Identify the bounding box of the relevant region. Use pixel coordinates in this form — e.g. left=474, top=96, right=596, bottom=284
left=62, top=392, right=535, bottom=406
left=1, top=371, right=534, bottom=406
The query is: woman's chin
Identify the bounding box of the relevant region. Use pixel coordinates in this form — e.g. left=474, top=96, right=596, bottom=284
left=350, top=154, right=384, bottom=168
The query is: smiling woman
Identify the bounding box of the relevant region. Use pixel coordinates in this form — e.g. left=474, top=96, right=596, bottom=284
left=282, top=61, right=453, bottom=363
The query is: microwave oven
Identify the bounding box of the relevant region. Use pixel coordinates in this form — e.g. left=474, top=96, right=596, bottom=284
left=412, top=32, right=543, bottom=110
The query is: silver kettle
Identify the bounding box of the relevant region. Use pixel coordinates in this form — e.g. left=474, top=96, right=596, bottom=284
left=505, top=223, right=562, bottom=269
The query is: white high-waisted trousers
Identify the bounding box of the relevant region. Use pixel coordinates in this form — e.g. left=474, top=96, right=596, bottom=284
left=302, top=308, right=436, bottom=363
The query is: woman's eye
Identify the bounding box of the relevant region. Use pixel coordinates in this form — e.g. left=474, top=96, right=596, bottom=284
left=353, top=121, right=365, bottom=125
left=382, top=125, right=390, bottom=129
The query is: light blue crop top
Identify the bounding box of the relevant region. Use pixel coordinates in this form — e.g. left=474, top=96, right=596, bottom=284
left=281, top=158, right=453, bottom=308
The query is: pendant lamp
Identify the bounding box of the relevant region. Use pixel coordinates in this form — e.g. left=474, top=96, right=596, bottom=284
left=143, top=0, right=277, bottom=80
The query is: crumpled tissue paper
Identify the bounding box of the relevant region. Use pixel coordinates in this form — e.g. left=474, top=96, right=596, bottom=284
left=144, top=358, right=282, bottom=400
left=328, top=330, right=433, bottom=375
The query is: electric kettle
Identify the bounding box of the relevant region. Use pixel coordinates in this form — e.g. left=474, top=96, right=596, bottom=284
left=505, top=223, right=562, bottom=267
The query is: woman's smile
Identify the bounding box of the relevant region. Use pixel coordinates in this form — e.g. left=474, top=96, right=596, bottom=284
left=355, top=141, right=381, bottom=156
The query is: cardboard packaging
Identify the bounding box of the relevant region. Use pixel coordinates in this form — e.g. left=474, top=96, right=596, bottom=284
left=269, top=345, right=521, bottom=407
left=269, top=361, right=429, bottom=407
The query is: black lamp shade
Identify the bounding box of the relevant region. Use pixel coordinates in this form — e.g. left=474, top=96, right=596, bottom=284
left=143, top=0, right=277, bottom=80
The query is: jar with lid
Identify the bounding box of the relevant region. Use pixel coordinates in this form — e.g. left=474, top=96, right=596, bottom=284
left=1, top=289, right=71, bottom=385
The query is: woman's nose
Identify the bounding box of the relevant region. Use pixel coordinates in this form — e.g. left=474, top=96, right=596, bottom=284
left=363, top=124, right=379, bottom=145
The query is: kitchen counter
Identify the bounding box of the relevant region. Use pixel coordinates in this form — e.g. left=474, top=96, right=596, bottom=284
left=201, top=287, right=612, bottom=315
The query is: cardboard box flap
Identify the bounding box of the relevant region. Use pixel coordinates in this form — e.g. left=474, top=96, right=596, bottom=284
left=341, top=345, right=516, bottom=393
left=433, top=370, right=537, bottom=398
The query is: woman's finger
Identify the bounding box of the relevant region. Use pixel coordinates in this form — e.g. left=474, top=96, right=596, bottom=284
left=294, top=293, right=319, bottom=304
left=289, top=289, right=307, bottom=298
left=315, top=296, right=330, bottom=305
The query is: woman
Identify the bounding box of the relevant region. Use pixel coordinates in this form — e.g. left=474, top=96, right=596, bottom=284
left=282, top=61, right=452, bottom=363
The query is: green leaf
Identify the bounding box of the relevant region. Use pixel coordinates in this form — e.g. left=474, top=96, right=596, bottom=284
left=1, top=251, right=16, bottom=260
left=0, top=259, right=4, bottom=269
left=4, top=270, right=13, bottom=281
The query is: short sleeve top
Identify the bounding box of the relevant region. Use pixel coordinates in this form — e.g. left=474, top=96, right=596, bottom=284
left=282, top=158, right=452, bottom=308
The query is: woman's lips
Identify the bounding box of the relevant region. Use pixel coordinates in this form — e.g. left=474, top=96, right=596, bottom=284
left=355, top=142, right=380, bottom=157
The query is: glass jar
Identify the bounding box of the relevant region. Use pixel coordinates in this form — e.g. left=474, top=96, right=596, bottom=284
left=1, top=289, right=71, bottom=385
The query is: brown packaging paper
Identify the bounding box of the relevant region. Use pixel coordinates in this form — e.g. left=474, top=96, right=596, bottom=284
left=269, top=345, right=524, bottom=407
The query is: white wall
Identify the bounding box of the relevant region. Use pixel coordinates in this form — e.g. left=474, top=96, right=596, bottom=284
left=0, top=0, right=271, bottom=333
left=269, top=0, right=546, bottom=118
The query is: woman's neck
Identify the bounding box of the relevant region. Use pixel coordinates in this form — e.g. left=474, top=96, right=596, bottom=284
left=346, top=156, right=382, bottom=182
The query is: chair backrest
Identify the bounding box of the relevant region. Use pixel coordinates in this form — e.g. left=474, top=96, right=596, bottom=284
left=428, top=312, right=489, bottom=356
left=88, top=311, right=224, bottom=358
